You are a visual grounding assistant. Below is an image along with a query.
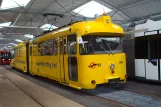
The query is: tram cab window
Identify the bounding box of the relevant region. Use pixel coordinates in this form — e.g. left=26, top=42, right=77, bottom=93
left=53, top=38, right=58, bottom=56
left=79, top=36, right=122, bottom=55
left=68, top=35, right=77, bottom=55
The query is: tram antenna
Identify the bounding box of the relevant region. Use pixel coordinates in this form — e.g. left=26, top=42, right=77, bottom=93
left=97, top=0, right=106, bottom=15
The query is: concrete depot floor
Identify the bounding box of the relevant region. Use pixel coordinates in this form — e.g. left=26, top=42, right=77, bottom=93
left=0, top=73, right=41, bottom=107
left=0, top=65, right=125, bottom=107
left=0, top=67, right=85, bottom=107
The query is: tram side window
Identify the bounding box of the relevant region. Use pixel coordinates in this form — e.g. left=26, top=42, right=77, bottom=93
left=60, top=38, right=63, bottom=55
left=159, top=34, right=161, bottom=58
left=45, top=40, right=53, bottom=55
left=68, top=35, right=77, bottom=55
left=53, top=38, right=58, bottom=56
left=135, top=36, right=148, bottom=59
left=32, top=44, right=38, bottom=56
left=19, top=47, right=23, bottom=56
left=64, top=38, right=66, bottom=54
left=19, top=48, right=21, bottom=56
left=15, top=49, right=17, bottom=57
left=38, top=42, right=45, bottom=56
left=38, top=40, right=53, bottom=56
left=14, top=50, right=16, bottom=57
left=17, top=49, right=19, bottom=57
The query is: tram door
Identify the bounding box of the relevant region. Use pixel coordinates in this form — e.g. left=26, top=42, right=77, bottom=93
left=29, top=44, right=32, bottom=73
left=59, top=37, right=67, bottom=83
left=146, top=30, right=161, bottom=80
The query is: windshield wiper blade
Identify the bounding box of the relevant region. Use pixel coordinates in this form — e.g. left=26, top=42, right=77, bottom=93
left=102, top=39, right=114, bottom=55
left=115, top=39, right=123, bottom=51
left=95, top=40, right=110, bottom=55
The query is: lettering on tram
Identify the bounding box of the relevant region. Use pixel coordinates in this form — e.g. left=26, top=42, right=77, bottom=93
left=36, top=62, right=57, bottom=69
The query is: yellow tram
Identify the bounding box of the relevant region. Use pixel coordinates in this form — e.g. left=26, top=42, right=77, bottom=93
left=11, top=15, right=126, bottom=89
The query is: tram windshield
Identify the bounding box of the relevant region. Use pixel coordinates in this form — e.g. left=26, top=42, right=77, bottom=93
left=0, top=52, right=2, bottom=59
left=1, top=52, right=11, bottom=59
left=79, top=36, right=123, bottom=55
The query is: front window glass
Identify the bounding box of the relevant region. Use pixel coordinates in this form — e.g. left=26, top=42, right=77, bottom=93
left=79, top=36, right=123, bottom=55
left=1, top=52, right=11, bottom=59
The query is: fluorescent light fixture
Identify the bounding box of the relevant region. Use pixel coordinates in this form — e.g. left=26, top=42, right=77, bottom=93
left=1, top=0, right=30, bottom=10
left=15, top=39, right=23, bottom=42
left=7, top=46, right=12, bottom=48
left=9, top=43, right=18, bottom=46
left=0, top=22, right=12, bottom=28
left=24, top=34, right=34, bottom=38
left=40, top=24, right=58, bottom=31
left=73, top=1, right=112, bottom=18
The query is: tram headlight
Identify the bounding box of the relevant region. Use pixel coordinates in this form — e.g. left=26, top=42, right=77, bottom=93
left=9, top=59, right=10, bottom=60
left=110, top=64, right=115, bottom=70
left=3, top=59, right=4, bottom=61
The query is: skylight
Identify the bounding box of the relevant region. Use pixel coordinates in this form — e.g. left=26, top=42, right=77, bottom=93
left=40, top=24, right=58, bottom=31
left=24, top=34, right=34, bottom=38
left=15, top=39, right=23, bottom=42
left=1, top=0, right=30, bottom=10
left=73, top=1, right=112, bottom=18
left=0, top=22, right=12, bottom=28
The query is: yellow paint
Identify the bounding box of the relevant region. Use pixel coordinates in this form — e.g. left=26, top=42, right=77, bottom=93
left=13, top=43, right=27, bottom=73
left=11, top=15, right=126, bottom=89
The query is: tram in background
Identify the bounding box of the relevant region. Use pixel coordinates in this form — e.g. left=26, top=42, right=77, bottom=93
left=11, top=15, right=127, bottom=89
left=0, top=50, right=11, bottom=65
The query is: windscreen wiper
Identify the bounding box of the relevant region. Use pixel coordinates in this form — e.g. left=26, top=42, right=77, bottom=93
left=94, top=39, right=110, bottom=55
left=115, top=38, right=123, bottom=51
left=102, top=39, right=114, bottom=55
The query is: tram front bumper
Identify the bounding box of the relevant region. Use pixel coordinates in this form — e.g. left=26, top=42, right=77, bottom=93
left=104, top=77, right=126, bottom=83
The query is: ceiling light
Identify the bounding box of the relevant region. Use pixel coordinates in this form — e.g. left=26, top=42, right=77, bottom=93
left=15, top=39, right=23, bottom=42
left=7, top=46, right=12, bottom=48
left=73, top=1, right=112, bottom=18
left=24, top=34, right=34, bottom=38
left=1, top=0, right=30, bottom=10
left=9, top=43, right=18, bottom=46
left=0, top=22, right=12, bottom=29
left=40, top=24, right=58, bottom=31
